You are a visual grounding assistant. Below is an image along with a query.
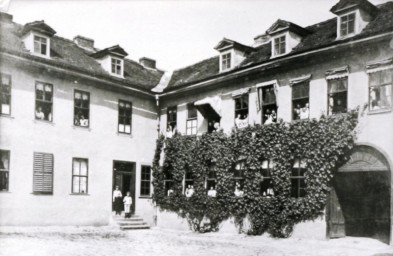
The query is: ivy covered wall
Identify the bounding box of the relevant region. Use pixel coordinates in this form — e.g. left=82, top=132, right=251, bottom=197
left=152, top=112, right=358, bottom=237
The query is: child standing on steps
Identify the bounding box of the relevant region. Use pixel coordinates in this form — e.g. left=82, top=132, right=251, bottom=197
left=123, top=191, right=132, bottom=218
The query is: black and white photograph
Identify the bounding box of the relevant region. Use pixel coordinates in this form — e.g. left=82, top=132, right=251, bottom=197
left=1, top=0, right=393, bottom=255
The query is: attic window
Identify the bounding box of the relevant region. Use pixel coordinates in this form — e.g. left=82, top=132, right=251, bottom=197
left=34, top=35, right=48, bottom=56
left=221, top=53, right=231, bottom=71
left=111, top=57, right=122, bottom=76
left=340, top=12, right=355, bottom=37
left=273, top=35, right=286, bottom=56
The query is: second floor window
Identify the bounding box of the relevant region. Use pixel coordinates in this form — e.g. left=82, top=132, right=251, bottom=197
left=186, top=103, right=197, bottom=135
left=72, top=158, right=88, bottom=194
left=260, top=85, right=277, bottom=124
left=234, top=94, right=249, bottom=128
left=292, top=82, right=309, bottom=120
left=140, top=165, right=151, bottom=196
left=33, top=152, right=53, bottom=194
left=221, top=53, right=231, bottom=71
left=74, top=90, right=90, bottom=127
left=369, top=69, right=392, bottom=112
left=328, top=78, right=347, bottom=115
left=274, top=35, right=286, bottom=56
left=0, top=150, right=10, bottom=191
left=0, top=73, right=11, bottom=115
left=34, top=35, right=48, bottom=56
left=35, top=82, right=53, bottom=122
left=118, top=100, right=132, bottom=134
left=111, top=58, right=122, bottom=75
left=167, top=106, right=177, bottom=132
left=340, top=13, right=355, bottom=37
left=291, top=159, right=306, bottom=198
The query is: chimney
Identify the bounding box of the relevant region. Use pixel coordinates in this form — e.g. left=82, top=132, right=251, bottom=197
left=253, top=34, right=270, bottom=47
left=73, top=35, right=95, bottom=52
left=139, top=57, right=156, bottom=69
left=0, top=12, right=13, bottom=23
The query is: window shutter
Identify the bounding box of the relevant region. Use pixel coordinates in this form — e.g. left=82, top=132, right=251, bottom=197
left=33, top=152, right=53, bottom=194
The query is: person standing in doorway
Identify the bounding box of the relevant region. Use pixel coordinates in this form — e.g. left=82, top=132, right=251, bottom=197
left=123, top=191, right=132, bottom=218
left=113, top=186, right=123, bottom=215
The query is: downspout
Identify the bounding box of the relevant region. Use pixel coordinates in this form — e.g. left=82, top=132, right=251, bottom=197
left=154, top=93, right=160, bottom=227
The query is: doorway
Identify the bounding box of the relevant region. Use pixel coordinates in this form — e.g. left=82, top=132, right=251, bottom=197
left=112, top=161, right=136, bottom=214
left=327, top=146, right=391, bottom=244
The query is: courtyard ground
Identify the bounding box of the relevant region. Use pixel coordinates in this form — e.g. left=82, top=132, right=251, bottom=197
left=0, top=226, right=393, bottom=256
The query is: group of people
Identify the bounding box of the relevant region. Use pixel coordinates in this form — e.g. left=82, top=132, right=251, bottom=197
left=74, top=112, right=89, bottom=127
left=166, top=184, right=244, bottom=198
left=264, top=109, right=277, bottom=125
left=35, top=106, right=52, bottom=121
left=294, top=103, right=310, bottom=120
left=113, top=186, right=133, bottom=218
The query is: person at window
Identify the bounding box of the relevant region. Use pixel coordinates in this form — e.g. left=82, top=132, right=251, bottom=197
left=80, top=115, right=88, bottom=127
left=264, top=109, right=277, bottom=125
left=74, top=112, right=81, bottom=126
left=167, top=188, right=174, bottom=196
left=112, top=186, right=123, bottom=215
left=123, top=191, right=132, bottom=219
left=213, top=122, right=220, bottom=132
left=294, top=104, right=301, bottom=120
left=299, top=103, right=309, bottom=119
left=185, top=185, right=194, bottom=197
left=234, top=182, right=244, bottom=197
left=207, top=187, right=217, bottom=197
left=332, top=99, right=346, bottom=114
left=166, top=127, right=173, bottom=138
left=263, top=188, right=274, bottom=198
left=35, top=106, right=45, bottom=120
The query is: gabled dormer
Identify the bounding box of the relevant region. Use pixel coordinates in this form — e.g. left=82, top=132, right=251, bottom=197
left=214, top=38, right=254, bottom=73
left=266, top=19, right=310, bottom=58
left=330, top=0, right=378, bottom=39
left=90, top=45, right=128, bottom=78
left=21, top=21, right=56, bottom=58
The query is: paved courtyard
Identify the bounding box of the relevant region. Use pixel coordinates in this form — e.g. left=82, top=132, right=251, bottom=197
left=0, top=226, right=393, bottom=256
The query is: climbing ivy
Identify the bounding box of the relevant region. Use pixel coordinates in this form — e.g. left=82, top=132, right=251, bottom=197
left=152, top=111, right=358, bottom=237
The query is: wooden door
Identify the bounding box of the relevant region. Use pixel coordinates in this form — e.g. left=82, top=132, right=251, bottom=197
left=327, top=187, right=345, bottom=238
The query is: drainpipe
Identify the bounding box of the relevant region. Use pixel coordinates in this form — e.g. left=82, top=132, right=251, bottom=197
left=154, top=94, right=160, bottom=226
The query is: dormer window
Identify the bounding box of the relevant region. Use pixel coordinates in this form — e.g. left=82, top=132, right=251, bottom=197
left=34, top=35, right=48, bottom=56
left=273, top=35, right=286, bottom=56
left=111, top=58, right=122, bottom=75
left=221, top=53, right=231, bottom=71
left=340, top=12, right=355, bottom=37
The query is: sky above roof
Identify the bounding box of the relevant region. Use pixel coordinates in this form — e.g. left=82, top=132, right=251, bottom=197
left=6, top=0, right=391, bottom=71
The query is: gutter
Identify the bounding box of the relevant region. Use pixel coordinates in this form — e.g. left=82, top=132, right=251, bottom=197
left=159, top=31, right=393, bottom=97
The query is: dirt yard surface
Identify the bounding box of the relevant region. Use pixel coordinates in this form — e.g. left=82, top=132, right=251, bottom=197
left=0, top=226, right=392, bottom=256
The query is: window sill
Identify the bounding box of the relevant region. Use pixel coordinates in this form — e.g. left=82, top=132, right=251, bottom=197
left=69, top=193, right=90, bottom=196
left=116, top=132, right=133, bottom=138
left=0, top=114, right=14, bottom=119
left=139, top=196, right=151, bottom=199
left=73, top=125, right=92, bottom=131
left=34, top=119, right=55, bottom=126
left=31, top=192, right=53, bottom=196
left=368, top=108, right=392, bottom=115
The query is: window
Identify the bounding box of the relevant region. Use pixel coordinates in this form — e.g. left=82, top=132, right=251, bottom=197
left=118, top=100, right=132, bottom=134
left=221, top=52, right=231, bottom=71
left=259, top=85, right=277, bottom=124
left=35, top=82, right=53, bottom=121
left=34, top=35, right=48, bottom=56
left=184, top=168, right=194, bottom=191
left=111, top=58, right=122, bottom=75
left=234, top=94, right=249, bottom=128
left=0, top=150, right=10, bottom=191
left=206, top=164, right=217, bottom=190
left=33, top=152, right=53, bottom=194
left=167, top=106, right=177, bottom=132
left=292, top=82, right=309, bottom=120
left=140, top=165, right=151, bottom=196
left=186, top=103, right=197, bottom=135
left=0, top=73, right=11, bottom=115
left=291, top=159, right=306, bottom=198
left=340, top=13, right=355, bottom=37
left=260, top=159, right=274, bottom=197
left=369, top=70, right=392, bottom=112
left=274, top=35, right=286, bottom=56
left=72, top=158, right=88, bottom=194
left=233, top=160, right=245, bottom=190
left=328, top=78, right=347, bottom=115
left=163, top=169, right=173, bottom=196
left=74, top=90, right=90, bottom=127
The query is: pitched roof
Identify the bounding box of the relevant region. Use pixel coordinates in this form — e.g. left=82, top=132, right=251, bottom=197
left=90, top=45, right=128, bottom=59
left=22, top=20, right=56, bottom=37
left=164, top=2, right=393, bottom=92
left=0, top=17, right=164, bottom=92
left=214, top=38, right=255, bottom=53
left=330, top=0, right=378, bottom=15
left=266, top=19, right=310, bottom=37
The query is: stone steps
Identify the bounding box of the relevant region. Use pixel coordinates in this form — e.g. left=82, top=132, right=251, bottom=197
left=112, top=214, right=150, bottom=230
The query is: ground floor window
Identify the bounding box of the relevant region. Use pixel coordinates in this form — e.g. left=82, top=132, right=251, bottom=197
left=0, top=150, right=10, bottom=191
left=233, top=160, right=245, bottom=197
left=164, top=169, right=174, bottom=196
left=260, top=159, right=274, bottom=197
left=33, top=152, right=53, bottom=194
left=72, top=158, right=88, bottom=194
left=291, top=159, right=306, bottom=198
left=140, top=165, right=151, bottom=196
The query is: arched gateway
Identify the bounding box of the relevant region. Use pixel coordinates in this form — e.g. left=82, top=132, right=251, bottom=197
left=327, top=145, right=391, bottom=244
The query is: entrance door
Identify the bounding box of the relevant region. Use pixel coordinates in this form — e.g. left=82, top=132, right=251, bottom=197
left=113, top=161, right=136, bottom=214
left=327, top=146, right=391, bottom=244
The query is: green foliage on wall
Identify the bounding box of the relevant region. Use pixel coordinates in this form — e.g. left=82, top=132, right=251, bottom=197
left=152, top=112, right=358, bottom=237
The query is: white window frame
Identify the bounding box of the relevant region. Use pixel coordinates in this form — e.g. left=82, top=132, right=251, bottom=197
left=220, top=51, right=232, bottom=72
left=272, top=34, right=286, bottom=57
left=111, top=57, right=123, bottom=76
left=338, top=11, right=357, bottom=39
left=33, top=34, right=50, bottom=57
